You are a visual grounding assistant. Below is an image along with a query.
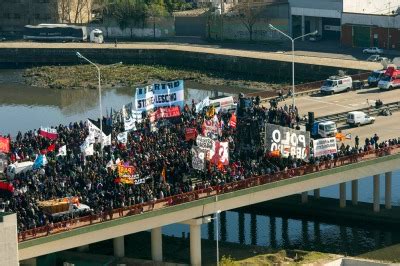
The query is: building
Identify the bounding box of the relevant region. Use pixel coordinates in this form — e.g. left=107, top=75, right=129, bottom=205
left=0, top=0, right=93, bottom=36
left=289, top=0, right=342, bottom=41
left=341, top=0, right=400, bottom=49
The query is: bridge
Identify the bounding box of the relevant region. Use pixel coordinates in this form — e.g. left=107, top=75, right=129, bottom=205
left=0, top=144, right=396, bottom=266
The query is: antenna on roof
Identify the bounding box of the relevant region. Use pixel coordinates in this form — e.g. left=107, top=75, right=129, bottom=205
left=338, top=70, right=346, bottom=76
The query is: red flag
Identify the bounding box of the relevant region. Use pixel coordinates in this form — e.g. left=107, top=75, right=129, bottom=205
left=0, top=137, right=10, bottom=153
left=47, top=143, right=56, bottom=152
left=39, top=127, right=58, bottom=140
left=229, top=113, right=237, bottom=128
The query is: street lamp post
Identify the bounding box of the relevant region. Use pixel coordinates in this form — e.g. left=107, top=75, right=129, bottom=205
left=76, top=52, right=122, bottom=157
left=210, top=209, right=222, bottom=266
left=268, top=24, right=318, bottom=107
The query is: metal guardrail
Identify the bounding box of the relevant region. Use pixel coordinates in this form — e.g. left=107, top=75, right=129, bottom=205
left=314, top=101, right=400, bottom=124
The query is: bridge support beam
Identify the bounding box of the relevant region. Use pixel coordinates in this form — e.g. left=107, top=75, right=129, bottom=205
left=151, top=227, right=163, bottom=262
left=352, top=180, right=358, bottom=206
left=385, top=172, right=392, bottom=210
left=373, top=174, right=380, bottom=213
left=113, top=236, right=125, bottom=258
left=313, top=189, right=320, bottom=199
left=340, top=182, right=346, bottom=208
left=301, top=192, right=308, bottom=203
left=190, top=224, right=201, bottom=266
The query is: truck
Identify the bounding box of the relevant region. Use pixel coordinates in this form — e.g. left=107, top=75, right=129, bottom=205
left=347, top=111, right=375, bottom=127
left=378, top=66, right=400, bottom=90
left=367, top=70, right=385, bottom=87
left=38, top=198, right=91, bottom=220
left=311, top=121, right=338, bottom=138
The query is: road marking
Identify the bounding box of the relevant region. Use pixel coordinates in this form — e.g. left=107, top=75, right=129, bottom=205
left=302, top=97, right=352, bottom=109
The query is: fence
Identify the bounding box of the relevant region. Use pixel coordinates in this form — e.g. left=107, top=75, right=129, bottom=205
left=17, top=144, right=400, bottom=243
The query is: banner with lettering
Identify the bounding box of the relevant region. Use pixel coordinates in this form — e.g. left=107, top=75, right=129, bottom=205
left=154, top=106, right=181, bottom=120
left=134, top=85, right=154, bottom=111
left=264, top=124, right=310, bottom=160
left=39, top=127, right=58, bottom=140
left=117, top=163, right=136, bottom=178
left=202, top=119, right=219, bottom=139
left=153, top=80, right=184, bottom=109
left=185, top=128, right=197, bottom=141
left=196, top=135, right=214, bottom=150
left=313, top=137, right=337, bottom=157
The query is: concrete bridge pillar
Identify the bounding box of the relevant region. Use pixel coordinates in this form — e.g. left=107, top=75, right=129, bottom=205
left=151, top=227, right=163, bottom=262
left=313, top=189, right=320, bottom=199
left=301, top=191, right=308, bottom=203
left=190, top=223, right=202, bottom=266
left=181, top=216, right=211, bottom=266
left=385, top=172, right=392, bottom=210
left=352, top=180, right=358, bottom=206
left=340, top=182, right=346, bottom=208
left=113, top=236, right=125, bottom=258
left=373, top=174, right=380, bottom=212
left=77, top=244, right=89, bottom=252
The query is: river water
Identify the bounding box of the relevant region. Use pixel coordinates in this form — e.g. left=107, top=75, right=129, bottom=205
left=1, top=69, right=400, bottom=257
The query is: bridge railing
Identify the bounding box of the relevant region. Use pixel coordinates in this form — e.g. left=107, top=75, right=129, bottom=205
left=18, top=144, right=400, bottom=243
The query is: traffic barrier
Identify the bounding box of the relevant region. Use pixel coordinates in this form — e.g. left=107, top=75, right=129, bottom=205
left=18, top=144, right=400, bottom=242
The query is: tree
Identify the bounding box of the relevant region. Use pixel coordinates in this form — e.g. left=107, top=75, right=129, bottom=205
left=230, top=2, right=264, bottom=42
left=145, top=0, right=167, bottom=38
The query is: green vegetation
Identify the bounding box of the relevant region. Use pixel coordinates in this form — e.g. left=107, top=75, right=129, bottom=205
left=23, top=64, right=284, bottom=91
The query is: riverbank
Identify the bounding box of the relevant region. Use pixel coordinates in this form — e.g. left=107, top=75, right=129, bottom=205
left=23, top=64, right=286, bottom=92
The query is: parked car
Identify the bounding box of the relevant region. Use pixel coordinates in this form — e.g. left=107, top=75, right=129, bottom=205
left=367, top=55, right=388, bottom=62
left=347, top=111, right=375, bottom=127
left=363, top=47, right=383, bottom=54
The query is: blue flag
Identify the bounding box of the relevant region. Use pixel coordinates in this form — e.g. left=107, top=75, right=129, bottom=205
left=33, top=154, right=47, bottom=170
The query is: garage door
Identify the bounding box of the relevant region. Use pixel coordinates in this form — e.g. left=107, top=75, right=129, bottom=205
left=353, top=26, right=370, bottom=47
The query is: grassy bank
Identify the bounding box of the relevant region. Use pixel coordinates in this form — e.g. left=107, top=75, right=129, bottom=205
left=23, top=64, right=287, bottom=91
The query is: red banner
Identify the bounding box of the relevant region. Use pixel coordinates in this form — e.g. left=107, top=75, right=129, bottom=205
left=0, top=181, right=14, bottom=193
left=154, top=107, right=181, bottom=120
left=0, top=137, right=10, bottom=153
left=185, top=128, right=197, bottom=141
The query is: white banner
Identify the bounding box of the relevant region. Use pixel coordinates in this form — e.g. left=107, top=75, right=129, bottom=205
left=80, top=139, right=94, bottom=156
left=117, top=132, right=128, bottom=144
left=195, top=96, right=210, bottom=113
left=208, top=141, right=229, bottom=165
left=135, top=85, right=154, bottom=111
left=57, top=145, right=67, bottom=157
left=313, top=137, right=337, bottom=157
left=196, top=135, right=215, bottom=150
left=134, top=80, right=185, bottom=111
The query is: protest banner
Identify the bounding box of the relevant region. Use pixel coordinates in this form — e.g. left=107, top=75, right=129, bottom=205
left=191, top=146, right=206, bottom=171
left=202, top=119, right=219, bottom=139
left=134, top=85, right=154, bottom=111
left=185, top=128, right=197, bottom=141
left=154, top=106, right=181, bottom=120
left=264, top=124, right=310, bottom=160
left=313, top=137, right=337, bottom=157
left=117, top=132, right=128, bottom=144
left=195, top=96, right=210, bottom=113
left=39, top=127, right=58, bottom=140
left=0, top=137, right=10, bottom=153
left=196, top=135, right=214, bottom=150
left=117, top=164, right=135, bottom=178
left=209, top=141, right=229, bottom=165
left=153, top=80, right=184, bottom=109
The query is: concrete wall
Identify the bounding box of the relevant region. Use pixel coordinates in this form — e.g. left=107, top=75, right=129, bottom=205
left=0, top=47, right=364, bottom=82
left=342, top=13, right=400, bottom=28
left=343, top=0, right=400, bottom=15
left=88, top=18, right=175, bottom=39
left=289, top=0, right=342, bottom=10
left=0, top=213, right=19, bottom=266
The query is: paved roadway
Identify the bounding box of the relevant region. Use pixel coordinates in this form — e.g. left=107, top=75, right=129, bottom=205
left=0, top=42, right=381, bottom=71
left=279, top=87, right=400, bottom=145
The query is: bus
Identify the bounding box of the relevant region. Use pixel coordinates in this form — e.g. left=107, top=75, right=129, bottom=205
left=23, top=24, right=88, bottom=42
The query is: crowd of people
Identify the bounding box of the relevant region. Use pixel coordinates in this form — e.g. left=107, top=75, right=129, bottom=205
left=0, top=98, right=398, bottom=235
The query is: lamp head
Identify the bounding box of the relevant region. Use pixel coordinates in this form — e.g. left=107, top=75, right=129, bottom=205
left=216, top=210, right=222, bottom=214
left=312, top=30, right=318, bottom=35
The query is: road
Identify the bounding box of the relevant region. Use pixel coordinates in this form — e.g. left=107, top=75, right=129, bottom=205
left=0, top=41, right=381, bottom=71
left=280, top=86, right=400, bottom=144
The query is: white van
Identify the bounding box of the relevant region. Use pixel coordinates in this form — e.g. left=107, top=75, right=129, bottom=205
left=6, top=161, right=34, bottom=180
left=209, top=95, right=235, bottom=113
left=90, top=29, right=104, bottom=44
left=347, top=111, right=375, bottom=127
left=320, top=76, right=353, bottom=95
